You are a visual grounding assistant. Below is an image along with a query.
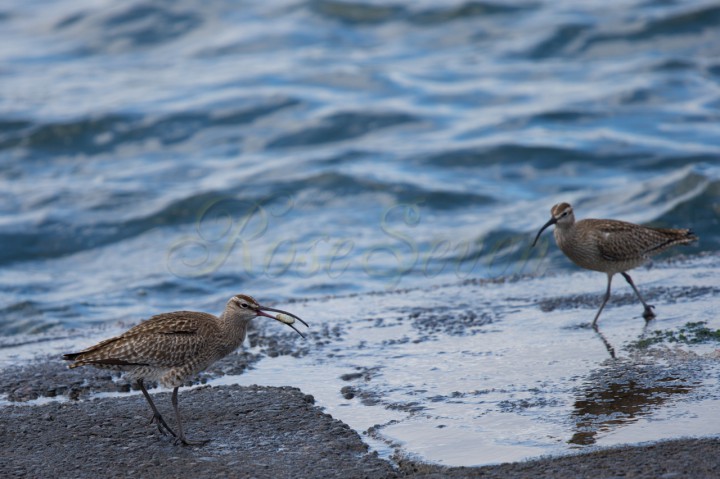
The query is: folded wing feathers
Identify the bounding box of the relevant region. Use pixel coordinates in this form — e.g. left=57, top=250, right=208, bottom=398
left=63, top=312, right=217, bottom=369
left=594, top=221, right=696, bottom=262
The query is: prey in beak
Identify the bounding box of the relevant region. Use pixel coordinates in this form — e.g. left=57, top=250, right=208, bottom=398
left=254, top=304, right=309, bottom=338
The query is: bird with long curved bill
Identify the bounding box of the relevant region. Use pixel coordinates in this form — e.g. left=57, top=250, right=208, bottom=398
left=63, top=294, right=308, bottom=445
left=532, top=203, right=697, bottom=326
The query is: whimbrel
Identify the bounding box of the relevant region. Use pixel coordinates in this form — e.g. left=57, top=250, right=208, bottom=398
left=63, top=294, right=308, bottom=445
left=532, top=203, right=697, bottom=325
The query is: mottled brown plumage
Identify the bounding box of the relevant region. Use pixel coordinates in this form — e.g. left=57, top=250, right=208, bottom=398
left=63, top=294, right=308, bottom=445
left=533, top=203, right=698, bottom=325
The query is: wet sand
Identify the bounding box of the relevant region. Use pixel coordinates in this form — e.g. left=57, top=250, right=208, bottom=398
left=2, top=382, right=718, bottom=479
left=2, top=254, right=719, bottom=477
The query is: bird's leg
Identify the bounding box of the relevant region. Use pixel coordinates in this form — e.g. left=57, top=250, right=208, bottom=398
left=137, top=379, right=177, bottom=438
left=592, top=274, right=614, bottom=326
left=171, top=387, right=209, bottom=446
left=621, top=272, right=656, bottom=321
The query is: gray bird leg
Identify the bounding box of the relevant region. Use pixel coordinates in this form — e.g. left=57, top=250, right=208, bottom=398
left=171, top=387, right=209, bottom=446
left=621, top=272, right=656, bottom=321
left=138, top=379, right=177, bottom=438
left=592, top=274, right=614, bottom=326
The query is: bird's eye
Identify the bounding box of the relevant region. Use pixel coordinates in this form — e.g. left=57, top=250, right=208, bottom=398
left=240, top=303, right=249, bottom=309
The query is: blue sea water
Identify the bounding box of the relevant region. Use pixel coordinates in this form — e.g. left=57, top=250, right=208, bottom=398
left=0, top=0, right=718, bottom=335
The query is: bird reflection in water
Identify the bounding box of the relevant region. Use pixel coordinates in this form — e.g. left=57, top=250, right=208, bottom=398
left=568, top=363, right=695, bottom=446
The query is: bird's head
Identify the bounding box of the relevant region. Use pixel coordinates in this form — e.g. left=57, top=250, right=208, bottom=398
left=532, top=202, right=574, bottom=247
left=227, top=294, right=309, bottom=337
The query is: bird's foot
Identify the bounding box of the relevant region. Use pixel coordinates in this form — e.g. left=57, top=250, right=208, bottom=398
left=642, top=305, right=656, bottom=321
left=149, top=413, right=177, bottom=438
left=174, top=435, right=210, bottom=447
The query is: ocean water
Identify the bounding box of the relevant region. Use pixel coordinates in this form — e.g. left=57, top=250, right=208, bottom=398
left=0, top=0, right=718, bottom=333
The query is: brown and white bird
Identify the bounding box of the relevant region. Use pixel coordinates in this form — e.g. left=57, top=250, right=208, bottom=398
left=63, top=294, right=308, bottom=445
left=532, top=202, right=697, bottom=325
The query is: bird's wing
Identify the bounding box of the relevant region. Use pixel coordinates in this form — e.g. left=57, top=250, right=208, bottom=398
left=121, top=311, right=212, bottom=336
left=589, top=220, right=680, bottom=262
left=65, top=312, right=219, bottom=368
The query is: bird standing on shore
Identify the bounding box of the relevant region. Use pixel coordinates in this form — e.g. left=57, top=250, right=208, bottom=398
left=532, top=203, right=697, bottom=325
left=63, top=294, right=308, bottom=445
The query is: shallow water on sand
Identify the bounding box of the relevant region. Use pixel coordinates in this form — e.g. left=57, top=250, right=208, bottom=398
left=220, top=256, right=720, bottom=465
left=2, top=255, right=718, bottom=466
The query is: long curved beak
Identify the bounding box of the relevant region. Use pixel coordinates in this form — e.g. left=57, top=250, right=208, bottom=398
left=256, top=305, right=309, bottom=338
left=532, top=217, right=557, bottom=247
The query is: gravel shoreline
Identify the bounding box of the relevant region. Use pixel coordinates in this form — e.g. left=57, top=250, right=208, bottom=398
left=2, top=382, right=718, bottom=478
left=3, top=255, right=718, bottom=477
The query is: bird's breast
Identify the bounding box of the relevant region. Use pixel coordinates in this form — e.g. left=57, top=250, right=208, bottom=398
left=554, top=227, right=605, bottom=272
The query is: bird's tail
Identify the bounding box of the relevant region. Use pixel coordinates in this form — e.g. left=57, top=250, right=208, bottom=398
left=685, top=229, right=699, bottom=243
left=62, top=352, right=85, bottom=368
left=672, top=228, right=699, bottom=246
left=647, top=228, right=698, bottom=255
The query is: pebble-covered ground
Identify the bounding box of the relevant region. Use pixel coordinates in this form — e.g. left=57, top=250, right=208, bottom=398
left=2, top=255, right=718, bottom=477
left=2, top=383, right=719, bottom=478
